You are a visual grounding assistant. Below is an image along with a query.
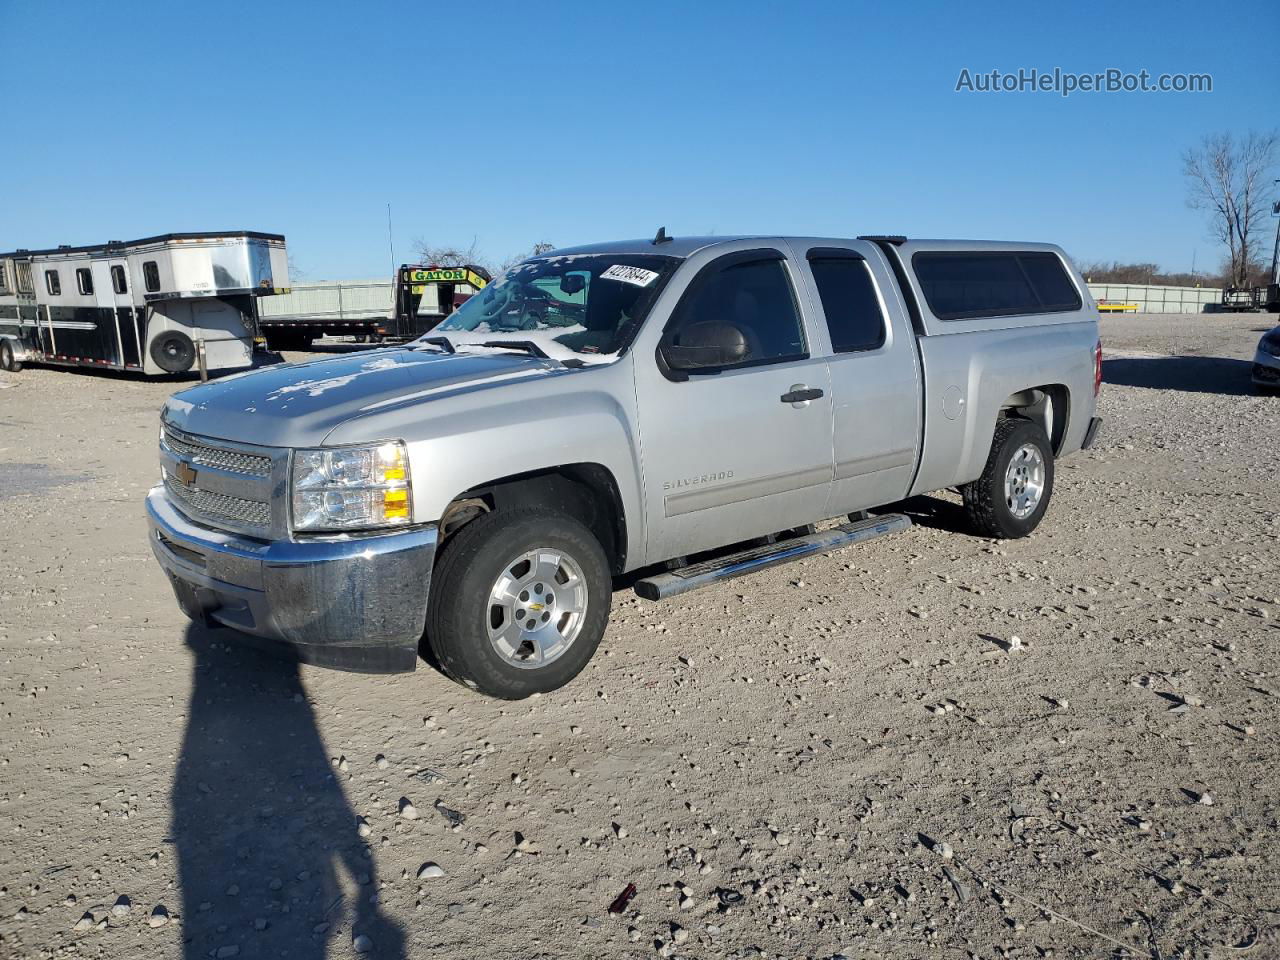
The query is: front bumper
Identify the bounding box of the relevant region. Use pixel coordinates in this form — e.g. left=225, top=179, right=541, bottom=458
left=146, top=487, right=437, bottom=673
left=1252, top=348, right=1280, bottom=387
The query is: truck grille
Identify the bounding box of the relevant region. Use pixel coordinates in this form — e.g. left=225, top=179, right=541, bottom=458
left=163, top=425, right=272, bottom=478
left=164, top=473, right=272, bottom=530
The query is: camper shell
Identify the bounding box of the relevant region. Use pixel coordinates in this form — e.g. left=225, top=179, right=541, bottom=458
left=0, top=231, right=289, bottom=376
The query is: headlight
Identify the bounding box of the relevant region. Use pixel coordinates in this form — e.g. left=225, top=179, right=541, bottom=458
left=291, top=441, right=412, bottom=532
left=1261, top=334, right=1280, bottom=357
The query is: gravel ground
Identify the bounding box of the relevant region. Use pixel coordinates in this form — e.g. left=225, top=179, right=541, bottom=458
left=0, top=313, right=1277, bottom=960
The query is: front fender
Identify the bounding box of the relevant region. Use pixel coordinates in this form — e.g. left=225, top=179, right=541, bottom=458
left=322, top=361, right=647, bottom=570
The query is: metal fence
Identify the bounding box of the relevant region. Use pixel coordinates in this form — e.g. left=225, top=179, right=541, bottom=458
left=258, top=279, right=392, bottom=322
left=1085, top=282, right=1221, bottom=314
left=261, top=277, right=1228, bottom=322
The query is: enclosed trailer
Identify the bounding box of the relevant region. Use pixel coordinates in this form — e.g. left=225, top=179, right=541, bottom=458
left=0, top=231, right=289, bottom=375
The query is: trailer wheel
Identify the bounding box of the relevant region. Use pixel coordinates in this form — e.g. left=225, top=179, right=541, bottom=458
left=150, top=331, right=196, bottom=373
left=962, top=417, right=1055, bottom=539
left=426, top=507, right=612, bottom=699
left=0, top=340, right=22, bottom=372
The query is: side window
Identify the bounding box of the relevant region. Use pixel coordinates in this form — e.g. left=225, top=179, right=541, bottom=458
left=667, top=255, right=806, bottom=369
left=0, top=263, right=7, bottom=294
left=1018, top=252, right=1082, bottom=312
left=76, top=267, right=94, bottom=296
left=16, top=261, right=34, bottom=295
left=808, top=256, right=886, bottom=352
left=111, top=264, right=128, bottom=295
left=45, top=269, right=62, bottom=296
left=143, top=260, right=160, bottom=293
left=913, top=251, right=1081, bottom=321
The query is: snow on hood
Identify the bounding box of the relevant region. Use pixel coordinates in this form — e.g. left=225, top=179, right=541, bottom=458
left=163, top=347, right=560, bottom=447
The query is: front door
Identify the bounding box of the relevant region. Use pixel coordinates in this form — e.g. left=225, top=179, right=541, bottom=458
left=635, top=247, right=835, bottom=563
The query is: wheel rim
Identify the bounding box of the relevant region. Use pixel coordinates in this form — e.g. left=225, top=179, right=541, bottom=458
left=1004, top=442, right=1046, bottom=519
left=486, top=548, right=588, bottom=669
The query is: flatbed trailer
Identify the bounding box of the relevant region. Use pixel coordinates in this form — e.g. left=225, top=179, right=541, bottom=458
left=376, top=264, right=491, bottom=340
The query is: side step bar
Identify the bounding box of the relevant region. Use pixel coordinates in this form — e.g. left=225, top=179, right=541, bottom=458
left=634, top=513, right=912, bottom=601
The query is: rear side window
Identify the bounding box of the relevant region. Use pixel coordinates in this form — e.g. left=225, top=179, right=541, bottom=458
left=143, top=260, right=160, bottom=292
left=76, top=267, right=94, bottom=295
left=111, top=264, right=128, bottom=294
left=913, top=251, right=1082, bottom=321
left=0, top=263, right=8, bottom=294
left=45, top=269, right=61, bottom=296
left=667, top=255, right=806, bottom=368
left=808, top=256, right=886, bottom=352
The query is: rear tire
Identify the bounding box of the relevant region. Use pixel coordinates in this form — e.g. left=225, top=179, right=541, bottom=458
left=426, top=507, right=612, bottom=698
left=962, top=417, right=1054, bottom=539
left=0, top=340, right=21, bottom=372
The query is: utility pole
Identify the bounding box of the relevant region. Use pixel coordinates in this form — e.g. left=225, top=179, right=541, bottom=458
left=1270, top=181, right=1280, bottom=285
left=387, top=203, right=396, bottom=277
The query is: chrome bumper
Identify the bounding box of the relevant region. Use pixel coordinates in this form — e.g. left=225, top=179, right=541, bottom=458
left=1252, top=348, right=1280, bottom=386
left=146, top=486, right=437, bottom=673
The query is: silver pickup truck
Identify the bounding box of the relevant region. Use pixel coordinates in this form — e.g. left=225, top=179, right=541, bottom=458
left=147, top=233, right=1102, bottom=698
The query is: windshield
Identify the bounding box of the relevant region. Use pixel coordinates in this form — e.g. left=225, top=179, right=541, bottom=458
left=424, top=253, right=680, bottom=363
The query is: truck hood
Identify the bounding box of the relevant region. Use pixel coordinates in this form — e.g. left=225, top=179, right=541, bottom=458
left=162, top=348, right=559, bottom=447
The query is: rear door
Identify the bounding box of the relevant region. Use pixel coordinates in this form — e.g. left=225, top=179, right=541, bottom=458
left=788, top=241, right=922, bottom=514
left=634, top=245, right=835, bottom=562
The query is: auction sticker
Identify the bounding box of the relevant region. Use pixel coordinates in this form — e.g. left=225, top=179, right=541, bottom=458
left=601, top=264, right=659, bottom=287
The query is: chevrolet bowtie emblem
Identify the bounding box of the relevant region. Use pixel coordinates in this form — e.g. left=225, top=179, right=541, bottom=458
left=528, top=602, right=545, bottom=612
left=176, top=461, right=198, bottom=486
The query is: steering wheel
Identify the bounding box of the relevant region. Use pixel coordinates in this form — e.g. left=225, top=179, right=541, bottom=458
left=476, top=283, right=518, bottom=320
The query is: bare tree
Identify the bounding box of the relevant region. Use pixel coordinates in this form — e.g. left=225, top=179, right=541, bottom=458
left=407, top=238, right=557, bottom=276
left=409, top=236, right=486, bottom=269
left=495, top=241, right=556, bottom=274
left=1183, top=131, right=1278, bottom=288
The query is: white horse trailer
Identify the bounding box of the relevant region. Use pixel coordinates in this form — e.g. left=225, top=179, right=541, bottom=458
left=0, top=232, right=289, bottom=376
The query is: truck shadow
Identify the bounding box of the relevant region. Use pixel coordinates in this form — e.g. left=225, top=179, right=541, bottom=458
left=170, top=624, right=406, bottom=959
left=1102, top=356, right=1255, bottom=396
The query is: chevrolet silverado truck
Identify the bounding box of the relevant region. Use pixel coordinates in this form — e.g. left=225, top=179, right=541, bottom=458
left=147, top=233, right=1103, bottom=698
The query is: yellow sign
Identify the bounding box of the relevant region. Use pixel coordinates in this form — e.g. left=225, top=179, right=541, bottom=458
left=406, top=268, right=488, bottom=289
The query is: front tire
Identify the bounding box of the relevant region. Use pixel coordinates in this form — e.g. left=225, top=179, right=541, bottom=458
left=962, top=417, right=1054, bottom=539
left=426, top=508, right=612, bottom=698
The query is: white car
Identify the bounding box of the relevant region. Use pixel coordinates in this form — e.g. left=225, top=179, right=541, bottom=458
left=1254, top=325, right=1280, bottom=395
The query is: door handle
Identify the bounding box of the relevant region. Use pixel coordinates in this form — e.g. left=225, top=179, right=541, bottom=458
left=780, top=386, right=824, bottom=404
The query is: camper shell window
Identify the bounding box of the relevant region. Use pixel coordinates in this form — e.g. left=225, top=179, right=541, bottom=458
left=143, top=261, right=160, bottom=293
left=76, top=268, right=94, bottom=296
left=45, top=269, right=62, bottom=296
left=0, top=263, right=7, bottom=294
left=912, top=251, right=1083, bottom=321
left=111, top=265, right=128, bottom=295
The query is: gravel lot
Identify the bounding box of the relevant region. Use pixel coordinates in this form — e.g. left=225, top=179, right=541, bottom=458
left=0, top=312, right=1277, bottom=960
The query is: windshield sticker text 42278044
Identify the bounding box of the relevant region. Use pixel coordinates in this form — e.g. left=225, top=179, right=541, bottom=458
left=600, top=264, right=659, bottom=287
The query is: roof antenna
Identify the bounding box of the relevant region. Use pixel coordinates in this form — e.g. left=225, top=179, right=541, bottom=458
left=652, top=226, right=672, bottom=245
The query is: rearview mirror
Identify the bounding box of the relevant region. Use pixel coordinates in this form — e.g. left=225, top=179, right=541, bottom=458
left=662, top=321, right=750, bottom=370
left=560, top=274, right=586, bottom=295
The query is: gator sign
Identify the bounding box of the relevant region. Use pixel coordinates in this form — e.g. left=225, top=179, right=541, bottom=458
left=403, top=266, right=489, bottom=292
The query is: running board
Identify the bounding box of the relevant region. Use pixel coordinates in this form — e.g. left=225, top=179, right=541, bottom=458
left=634, top=513, right=912, bottom=601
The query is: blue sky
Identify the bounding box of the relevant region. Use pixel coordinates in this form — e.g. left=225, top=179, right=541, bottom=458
left=2, top=0, right=1275, bottom=280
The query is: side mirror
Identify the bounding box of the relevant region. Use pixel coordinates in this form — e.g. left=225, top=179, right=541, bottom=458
left=661, top=321, right=750, bottom=370
left=560, top=274, right=586, bottom=295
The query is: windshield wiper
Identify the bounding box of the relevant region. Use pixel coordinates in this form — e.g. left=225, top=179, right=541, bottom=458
left=465, top=340, right=551, bottom=360
left=417, top=336, right=455, bottom=354
left=460, top=340, right=586, bottom=368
